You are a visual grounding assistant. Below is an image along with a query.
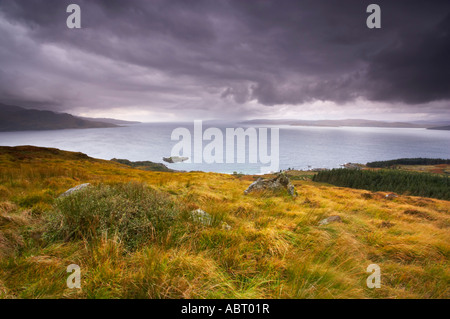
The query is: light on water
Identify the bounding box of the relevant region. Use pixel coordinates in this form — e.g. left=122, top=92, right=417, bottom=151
left=0, top=123, right=449, bottom=174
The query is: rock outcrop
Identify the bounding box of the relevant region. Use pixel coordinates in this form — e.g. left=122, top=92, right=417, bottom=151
left=244, top=173, right=297, bottom=197
left=59, top=183, right=91, bottom=197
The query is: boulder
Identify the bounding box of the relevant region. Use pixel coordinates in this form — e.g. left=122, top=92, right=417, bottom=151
left=318, top=215, right=342, bottom=226
left=244, top=173, right=297, bottom=197
left=59, top=183, right=91, bottom=197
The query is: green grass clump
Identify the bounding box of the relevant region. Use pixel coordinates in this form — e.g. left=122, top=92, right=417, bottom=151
left=44, top=182, right=186, bottom=250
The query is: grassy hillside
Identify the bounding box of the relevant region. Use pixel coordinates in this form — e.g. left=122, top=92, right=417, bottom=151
left=428, top=126, right=450, bottom=131
left=0, top=103, right=118, bottom=131
left=111, top=158, right=175, bottom=172
left=0, top=146, right=449, bottom=299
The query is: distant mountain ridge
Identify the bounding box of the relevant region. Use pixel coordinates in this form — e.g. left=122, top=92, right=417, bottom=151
left=428, top=125, right=450, bottom=131
left=241, top=118, right=442, bottom=128
left=78, top=116, right=141, bottom=125
left=0, top=103, right=121, bottom=132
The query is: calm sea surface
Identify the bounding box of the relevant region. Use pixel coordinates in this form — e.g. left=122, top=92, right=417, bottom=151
left=0, top=123, right=449, bottom=174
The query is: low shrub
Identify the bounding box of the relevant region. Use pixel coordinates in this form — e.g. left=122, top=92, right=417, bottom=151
left=45, top=182, right=187, bottom=250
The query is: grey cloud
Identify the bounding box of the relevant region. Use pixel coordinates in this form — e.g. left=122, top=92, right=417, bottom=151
left=0, top=0, right=449, bottom=119
left=366, top=13, right=450, bottom=104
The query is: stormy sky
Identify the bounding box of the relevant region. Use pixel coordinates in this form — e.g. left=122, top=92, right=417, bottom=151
left=0, top=0, right=449, bottom=122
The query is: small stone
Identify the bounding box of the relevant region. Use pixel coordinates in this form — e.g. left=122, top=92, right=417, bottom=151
left=287, top=184, right=297, bottom=197
left=190, top=209, right=213, bottom=226
left=221, top=222, right=232, bottom=230
left=59, top=183, right=91, bottom=197
left=318, top=215, right=342, bottom=226
left=190, top=209, right=231, bottom=230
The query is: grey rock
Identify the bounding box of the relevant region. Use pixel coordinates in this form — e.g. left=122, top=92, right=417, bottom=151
left=59, top=183, right=91, bottom=197
left=191, top=208, right=213, bottom=226
left=190, top=209, right=231, bottom=230
left=318, top=215, right=342, bottom=226
left=244, top=173, right=297, bottom=197
left=163, top=156, right=189, bottom=163
left=287, top=184, right=297, bottom=197
left=385, top=193, right=398, bottom=199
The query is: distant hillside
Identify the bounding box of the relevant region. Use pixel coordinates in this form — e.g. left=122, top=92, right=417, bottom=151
left=428, top=125, right=450, bottom=131
left=242, top=119, right=425, bottom=128
left=411, top=120, right=450, bottom=126
left=78, top=116, right=141, bottom=125
left=305, top=119, right=423, bottom=128
left=0, top=103, right=118, bottom=132
left=111, top=158, right=175, bottom=172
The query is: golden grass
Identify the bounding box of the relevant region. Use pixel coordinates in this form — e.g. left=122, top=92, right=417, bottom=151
left=0, top=146, right=449, bottom=299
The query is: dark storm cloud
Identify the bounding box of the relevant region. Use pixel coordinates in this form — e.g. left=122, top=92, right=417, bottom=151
left=366, top=12, right=450, bottom=104
left=0, top=0, right=449, bottom=118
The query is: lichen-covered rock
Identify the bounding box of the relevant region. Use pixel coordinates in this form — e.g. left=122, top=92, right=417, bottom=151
left=59, top=183, right=91, bottom=198
left=244, top=173, right=297, bottom=197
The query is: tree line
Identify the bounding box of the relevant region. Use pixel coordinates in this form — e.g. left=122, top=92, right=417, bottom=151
left=312, top=168, right=450, bottom=200
left=366, top=158, right=450, bottom=168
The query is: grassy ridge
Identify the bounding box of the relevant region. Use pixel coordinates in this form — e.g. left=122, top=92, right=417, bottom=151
left=0, top=146, right=449, bottom=298
left=312, top=169, right=450, bottom=200
left=111, top=158, right=174, bottom=172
